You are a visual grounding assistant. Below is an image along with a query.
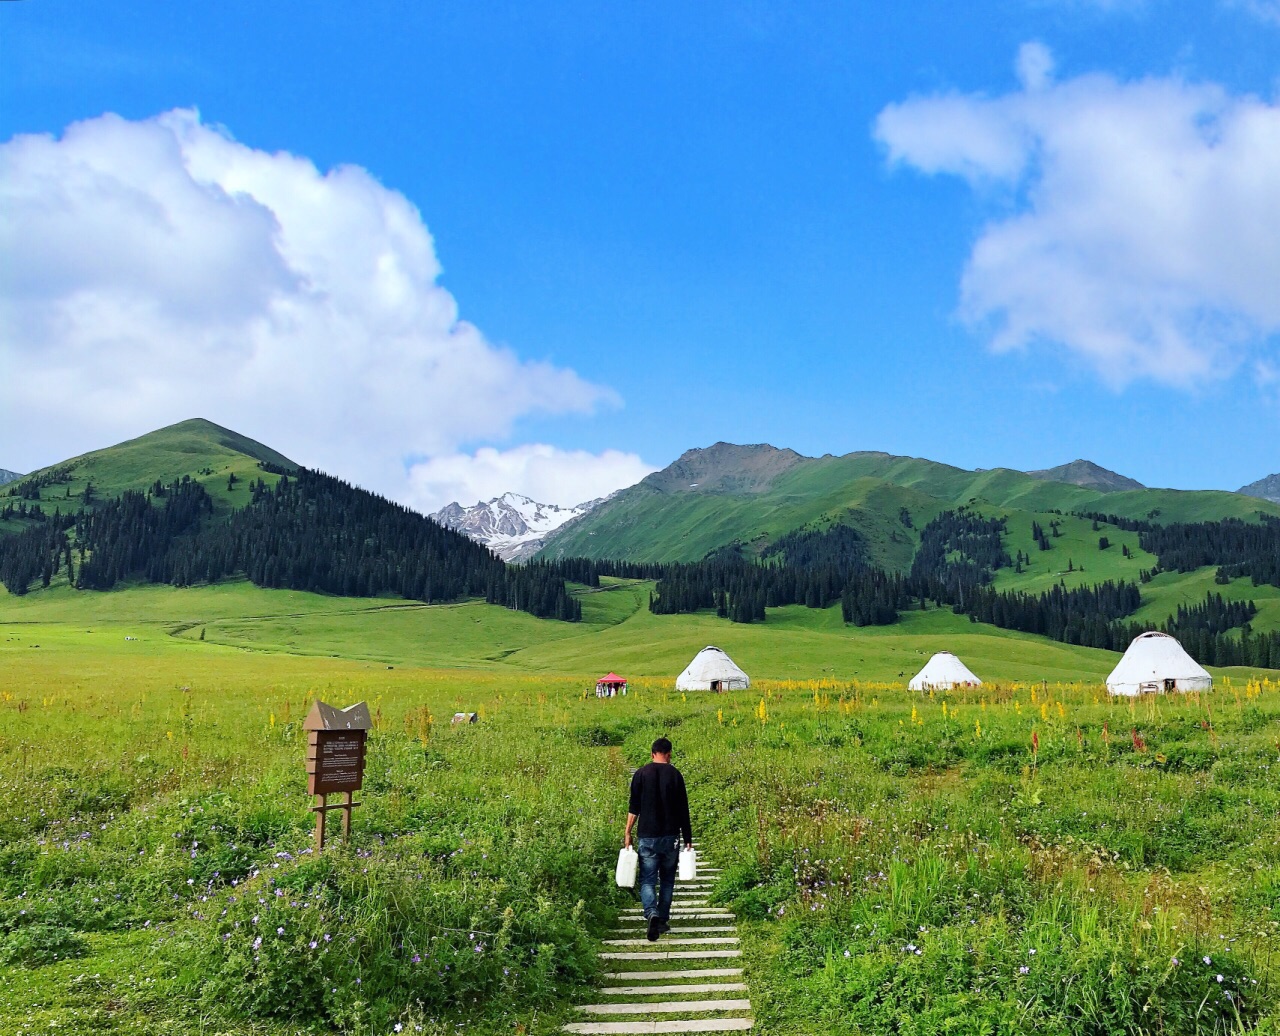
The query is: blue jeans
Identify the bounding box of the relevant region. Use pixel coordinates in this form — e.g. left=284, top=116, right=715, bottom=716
left=637, top=835, right=679, bottom=920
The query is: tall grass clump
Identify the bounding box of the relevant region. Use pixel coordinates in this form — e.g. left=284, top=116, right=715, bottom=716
left=172, top=841, right=595, bottom=1030
left=0, top=663, right=635, bottom=1034
left=682, top=679, right=1280, bottom=1034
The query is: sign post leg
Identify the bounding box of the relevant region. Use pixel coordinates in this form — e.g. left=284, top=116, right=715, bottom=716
left=342, top=791, right=353, bottom=843
left=314, top=793, right=326, bottom=852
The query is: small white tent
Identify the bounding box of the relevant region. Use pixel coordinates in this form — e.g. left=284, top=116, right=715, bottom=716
left=1106, top=631, right=1212, bottom=696
left=909, top=652, right=982, bottom=691
left=676, top=646, right=751, bottom=691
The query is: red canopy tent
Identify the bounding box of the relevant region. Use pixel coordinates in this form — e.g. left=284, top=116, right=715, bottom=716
left=595, top=672, right=628, bottom=696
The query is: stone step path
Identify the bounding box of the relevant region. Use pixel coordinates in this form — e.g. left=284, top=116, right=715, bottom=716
left=610, top=926, right=737, bottom=935
left=563, top=852, right=754, bottom=1035
left=602, top=937, right=739, bottom=947
left=601, top=983, right=749, bottom=996
left=603, top=969, right=743, bottom=981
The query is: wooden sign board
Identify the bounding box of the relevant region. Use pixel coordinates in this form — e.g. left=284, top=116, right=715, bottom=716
left=303, top=701, right=372, bottom=851
left=306, top=730, right=366, bottom=795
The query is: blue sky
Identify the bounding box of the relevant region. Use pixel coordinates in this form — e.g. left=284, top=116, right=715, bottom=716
left=4, top=1, right=1280, bottom=508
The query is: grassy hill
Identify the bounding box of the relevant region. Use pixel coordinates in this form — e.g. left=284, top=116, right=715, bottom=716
left=4, top=419, right=297, bottom=521
left=991, top=509, right=1153, bottom=592
left=540, top=445, right=1279, bottom=565
left=987, top=507, right=1280, bottom=637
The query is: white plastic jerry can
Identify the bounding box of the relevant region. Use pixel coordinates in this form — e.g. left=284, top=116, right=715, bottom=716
left=678, top=846, right=697, bottom=881
left=616, top=846, right=638, bottom=888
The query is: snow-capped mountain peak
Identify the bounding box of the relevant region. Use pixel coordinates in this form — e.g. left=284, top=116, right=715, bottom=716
left=430, top=492, right=606, bottom=561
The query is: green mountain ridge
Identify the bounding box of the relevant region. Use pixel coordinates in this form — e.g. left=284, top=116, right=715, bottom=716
left=5, top=422, right=1280, bottom=661
left=5, top=419, right=298, bottom=519
left=540, top=444, right=1280, bottom=565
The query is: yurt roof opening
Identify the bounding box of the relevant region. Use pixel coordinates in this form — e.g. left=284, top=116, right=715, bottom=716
left=1106, top=632, right=1212, bottom=696
left=676, top=646, right=751, bottom=692
left=908, top=651, right=982, bottom=691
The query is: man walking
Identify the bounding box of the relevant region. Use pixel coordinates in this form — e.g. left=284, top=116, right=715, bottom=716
left=623, top=737, right=693, bottom=942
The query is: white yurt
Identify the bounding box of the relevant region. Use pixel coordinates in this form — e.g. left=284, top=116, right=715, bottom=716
left=676, top=646, right=751, bottom=691
left=1106, top=631, right=1212, bottom=696
left=909, top=651, right=982, bottom=691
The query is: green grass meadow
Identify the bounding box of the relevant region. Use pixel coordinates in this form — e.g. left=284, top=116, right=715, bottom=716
left=5, top=581, right=1280, bottom=1034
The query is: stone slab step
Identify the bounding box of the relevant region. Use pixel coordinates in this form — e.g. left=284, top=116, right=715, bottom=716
left=603, top=969, right=743, bottom=981
left=579, top=999, right=752, bottom=1016
left=612, top=927, right=736, bottom=935
left=602, top=983, right=748, bottom=996
left=600, top=950, right=742, bottom=961
left=563, top=1020, right=753, bottom=1034
left=619, top=916, right=733, bottom=923
left=602, top=937, right=739, bottom=947
left=619, top=914, right=734, bottom=922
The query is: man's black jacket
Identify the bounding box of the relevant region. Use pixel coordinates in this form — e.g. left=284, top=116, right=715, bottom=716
left=629, top=761, right=692, bottom=843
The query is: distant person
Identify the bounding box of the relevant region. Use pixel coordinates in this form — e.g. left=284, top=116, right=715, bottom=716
left=623, top=737, right=693, bottom=942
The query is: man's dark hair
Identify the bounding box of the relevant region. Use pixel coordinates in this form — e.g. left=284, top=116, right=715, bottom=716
left=651, top=737, right=673, bottom=756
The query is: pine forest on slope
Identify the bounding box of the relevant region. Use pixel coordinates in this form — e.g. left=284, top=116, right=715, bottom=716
left=0, top=420, right=580, bottom=621
left=4, top=424, right=1280, bottom=674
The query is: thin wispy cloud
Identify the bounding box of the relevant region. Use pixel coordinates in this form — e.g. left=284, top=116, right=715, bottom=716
left=1229, top=0, right=1280, bottom=24
left=876, top=44, right=1280, bottom=388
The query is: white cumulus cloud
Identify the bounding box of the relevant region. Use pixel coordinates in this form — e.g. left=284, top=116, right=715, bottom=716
left=407, top=444, right=656, bottom=514
left=875, top=50, right=1280, bottom=387
left=0, top=109, right=638, bottom=503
